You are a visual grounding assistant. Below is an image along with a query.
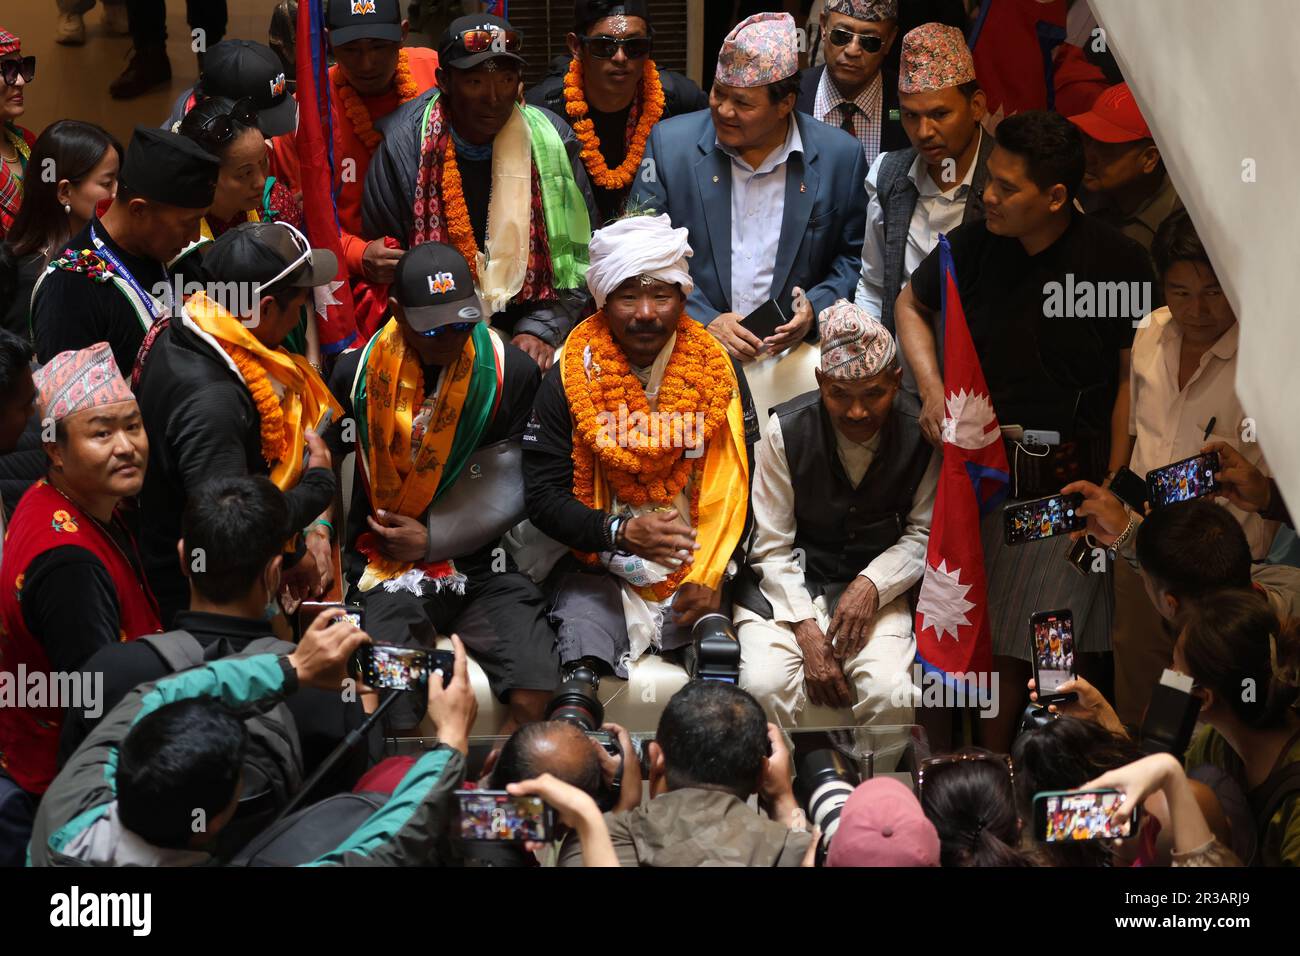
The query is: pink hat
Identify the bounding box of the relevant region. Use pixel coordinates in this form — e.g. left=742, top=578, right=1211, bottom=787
left=35, top=342, right=135, bottom=422
left=899, top=22, right=976, bottom=94
left=715, top=12, right=798, bottom=89
left=826, top=777, right=941, bottom=867
left=819, top=299, right=897, bottom=380
left=825, top=0, right=897, bottom=21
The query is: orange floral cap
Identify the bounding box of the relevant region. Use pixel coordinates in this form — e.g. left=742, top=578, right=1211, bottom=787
left=899, top=22, right=976, bottom=94
left=715, top=12, right=798, bottom=89
left=35, top=342, right=135, bottom=422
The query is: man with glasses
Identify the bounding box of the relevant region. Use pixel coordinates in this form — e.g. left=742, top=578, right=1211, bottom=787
left=524, top=1, right=707, bottom=225
left=364, top=13, right=597, bottom=373
left=268, top=0, right=439, bottom=339
left=326, top=242, right=560, bottom=733
left=133, top=221, right=341, bottom=626
left=31, top=126, right=220, bottom=379
left=797, top=0, right=908, bottom=165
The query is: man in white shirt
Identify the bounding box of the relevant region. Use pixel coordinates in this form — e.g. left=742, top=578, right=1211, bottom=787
left=856, top=23, right=992, bottom=393
left=733, top=301, right=935, bottom=727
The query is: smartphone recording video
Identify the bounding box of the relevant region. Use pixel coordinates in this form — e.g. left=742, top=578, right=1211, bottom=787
left=1030, top=609, right=1076, bottom=697
left=455, top=790, right=553, bottom=843
left=1036, top=789, right=1136, bottom=842
left=1003, top=493, right=1086, bottom=545
left=1146, top=452, right=1220, bottom=509
left=350, top=644, right=453, bottom=691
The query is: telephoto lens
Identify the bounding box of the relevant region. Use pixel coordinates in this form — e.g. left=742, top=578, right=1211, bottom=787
left=796, top=749, right=861, bottom=859
left=688, top=613, right=742, bottom=682
left=545, top=664, right=605, bottom=732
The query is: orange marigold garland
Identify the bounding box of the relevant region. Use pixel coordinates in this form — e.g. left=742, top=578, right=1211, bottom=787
left=335, top=49, right=420, bottom=151
left=222, top=343, right=288, bottom=468
left=441, top=136, right=479, bottom=282
left=563, top=57, right=665, bottom=190
left=566, top=313, right=734, bottom=599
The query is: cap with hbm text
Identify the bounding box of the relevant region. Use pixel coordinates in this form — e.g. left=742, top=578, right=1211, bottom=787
left=393, top=243, right=486, bottom=335
left=197, top=39, right=297, bottom=138
left=328, top=0, right=403, bottom=46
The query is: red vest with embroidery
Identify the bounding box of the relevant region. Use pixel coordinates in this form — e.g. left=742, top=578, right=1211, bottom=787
left=0, top=480, right=161, bottom=794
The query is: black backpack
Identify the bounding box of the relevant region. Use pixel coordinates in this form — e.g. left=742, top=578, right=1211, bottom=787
left=230, top=790, right=388, bottom=866
left=137, top=631, right=305, bottom=859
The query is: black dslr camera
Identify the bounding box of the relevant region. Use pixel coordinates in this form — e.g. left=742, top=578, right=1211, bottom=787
left=684, top=613, right=742, bottom=683
left=546, top=663, right=618, bottom=757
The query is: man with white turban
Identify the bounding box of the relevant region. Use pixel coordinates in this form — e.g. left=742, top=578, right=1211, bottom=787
left=732, top=299, right=936, bottom=729
left=522, top=213, right=758, bottom=677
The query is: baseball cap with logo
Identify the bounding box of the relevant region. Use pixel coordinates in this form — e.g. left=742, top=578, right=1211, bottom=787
left=1066, top=82, right=1152, bottom=144
left=198, top=39, right=297, bottom=138
left=438, top=13, right=527, bottom=71
left=203, top=221, right=338, bottom=293
left=393, top=243, right=486, bottom=335
left=328, top=0, right=403, bottom=46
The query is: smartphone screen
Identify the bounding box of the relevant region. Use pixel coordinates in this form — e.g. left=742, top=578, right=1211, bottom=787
left=1037, top=789, right=1134, bottom=842
left=1003, top=493, right=1086, bottom=545
left=1146, top=452, right=1220, bottom=508
left=455, top=791, right=552, bottom=843
left=352, top=644, right=451, bottom=691
left=1030, top=609, right=1076, bottom=694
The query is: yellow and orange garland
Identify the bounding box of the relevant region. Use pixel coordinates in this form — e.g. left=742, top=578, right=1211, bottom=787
left=563, top=57, right=665, bottom=190
left=335, top=49, right=421, bottom=151
left=441, top=136, right=479, bottom=282
left=224, top=343, right=288, bottom=468
left=565, top=314, right=734, bottom=599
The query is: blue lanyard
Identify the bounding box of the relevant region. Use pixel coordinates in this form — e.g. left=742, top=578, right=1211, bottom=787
left=89, top=223, right=169, bottom=319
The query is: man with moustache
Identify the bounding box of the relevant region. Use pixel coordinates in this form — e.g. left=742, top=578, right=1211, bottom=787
left=0, top=343, right=161, bottom=798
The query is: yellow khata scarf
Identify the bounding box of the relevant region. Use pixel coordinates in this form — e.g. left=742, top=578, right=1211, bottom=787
left=185, top=291, right=341, bottom=490
left=352, top=319, right=500, bottom=591
left=561, top=313, right=750, bottom=600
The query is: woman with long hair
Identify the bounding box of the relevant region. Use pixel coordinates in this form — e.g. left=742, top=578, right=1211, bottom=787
left=0, top=120, right=122, bottom=337
left=1176, top=589, right=1300, bottom=866
left=917, top=749, right=1036, bottom=867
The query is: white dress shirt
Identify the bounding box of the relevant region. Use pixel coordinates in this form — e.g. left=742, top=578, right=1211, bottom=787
left=813, top=67, right=884, bottom=164
left=1129, top=306, right=1277, bottom=558
left=749, top=411, right=939, bottom=624
left=718, top=117, right=803, bottom=319
left=855, top=129, right=983, bottom=317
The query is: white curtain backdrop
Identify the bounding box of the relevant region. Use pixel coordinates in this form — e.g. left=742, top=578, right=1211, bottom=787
left=1089, top=0, right=1300, bottom=512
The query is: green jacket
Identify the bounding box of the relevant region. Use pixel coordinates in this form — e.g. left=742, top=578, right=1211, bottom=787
left=29, top=651, right=465, bottom=867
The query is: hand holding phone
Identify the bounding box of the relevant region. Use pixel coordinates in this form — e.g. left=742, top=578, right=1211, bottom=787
left=455, top=790, right=555, bottom=843
left=1034, top=788, right=1137, bottom=843
left=1004, top=493, right=1086, bottom=545
left=349, top=643, right=454, bottom=691
left=1029, top=609, right=1077, bottom=703
left=1146, top=451, right=1220, bottom=509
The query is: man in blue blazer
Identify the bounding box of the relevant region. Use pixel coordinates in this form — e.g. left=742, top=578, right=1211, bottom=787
left=628, top=12, right=868, bottom=366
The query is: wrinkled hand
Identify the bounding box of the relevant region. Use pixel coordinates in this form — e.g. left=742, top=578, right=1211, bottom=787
left=361, top=238, right=403, bottom=284
left=621, top=510, right=697, bottom=566
left=829, top=576, right=879, bottom=662
left=1061, top=480, right=1130, bottom=546
left=1028, top=675, right=1127, bottom=738
left=512, top=333, right=556, bottom=372
left=304, top=526, right=334, bottom=598
left=592, top=722, right=641, bottom=813
left=366, top=508, right=430, bottom=563
left=762, top=286, right=813, bottom=355
left=672, top=583, right=720, bottom=629
left=707, top=311, right=764, bottom=362
left=796, top=619, right=852, bottom=709
left=918, top=378, right=945, bottom=447
left=1204, top=441, right=1270, bottom=513
left=426, top=634, right=477, bottom=754
left=289, top=613, right=370, bottom=691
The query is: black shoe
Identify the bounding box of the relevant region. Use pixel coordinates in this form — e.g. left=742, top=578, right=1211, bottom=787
left=109, top=46, right=172, bottom=100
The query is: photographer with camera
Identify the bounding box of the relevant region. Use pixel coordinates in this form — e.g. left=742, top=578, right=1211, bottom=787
left=31, top=626, right=478, bottom=866
left=558, top=681, right=814, bottom=866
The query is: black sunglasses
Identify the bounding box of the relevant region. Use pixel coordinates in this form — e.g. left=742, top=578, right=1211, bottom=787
left=197, top=97, right=261, bottom=147
left=828, top=28, right=884, bottom=53
left=580, top=34, right=653, bottom=60
left=0, top=56, right=36, bottom=86
left=419, top=321, right=477, bottom=339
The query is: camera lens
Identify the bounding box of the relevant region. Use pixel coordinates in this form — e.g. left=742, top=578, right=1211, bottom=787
left=546, top=665, right=604, bottom=732
left=797, top=749, right=861, bottom=848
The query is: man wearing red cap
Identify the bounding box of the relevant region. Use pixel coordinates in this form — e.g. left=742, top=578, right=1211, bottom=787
left=0, top=342, right=161, bottom=799
left=1067, top=82, right=1183, bottom=256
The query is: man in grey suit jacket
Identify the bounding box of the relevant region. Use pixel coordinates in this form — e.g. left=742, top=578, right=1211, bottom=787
left=628, top=12, right=868, bottom=368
